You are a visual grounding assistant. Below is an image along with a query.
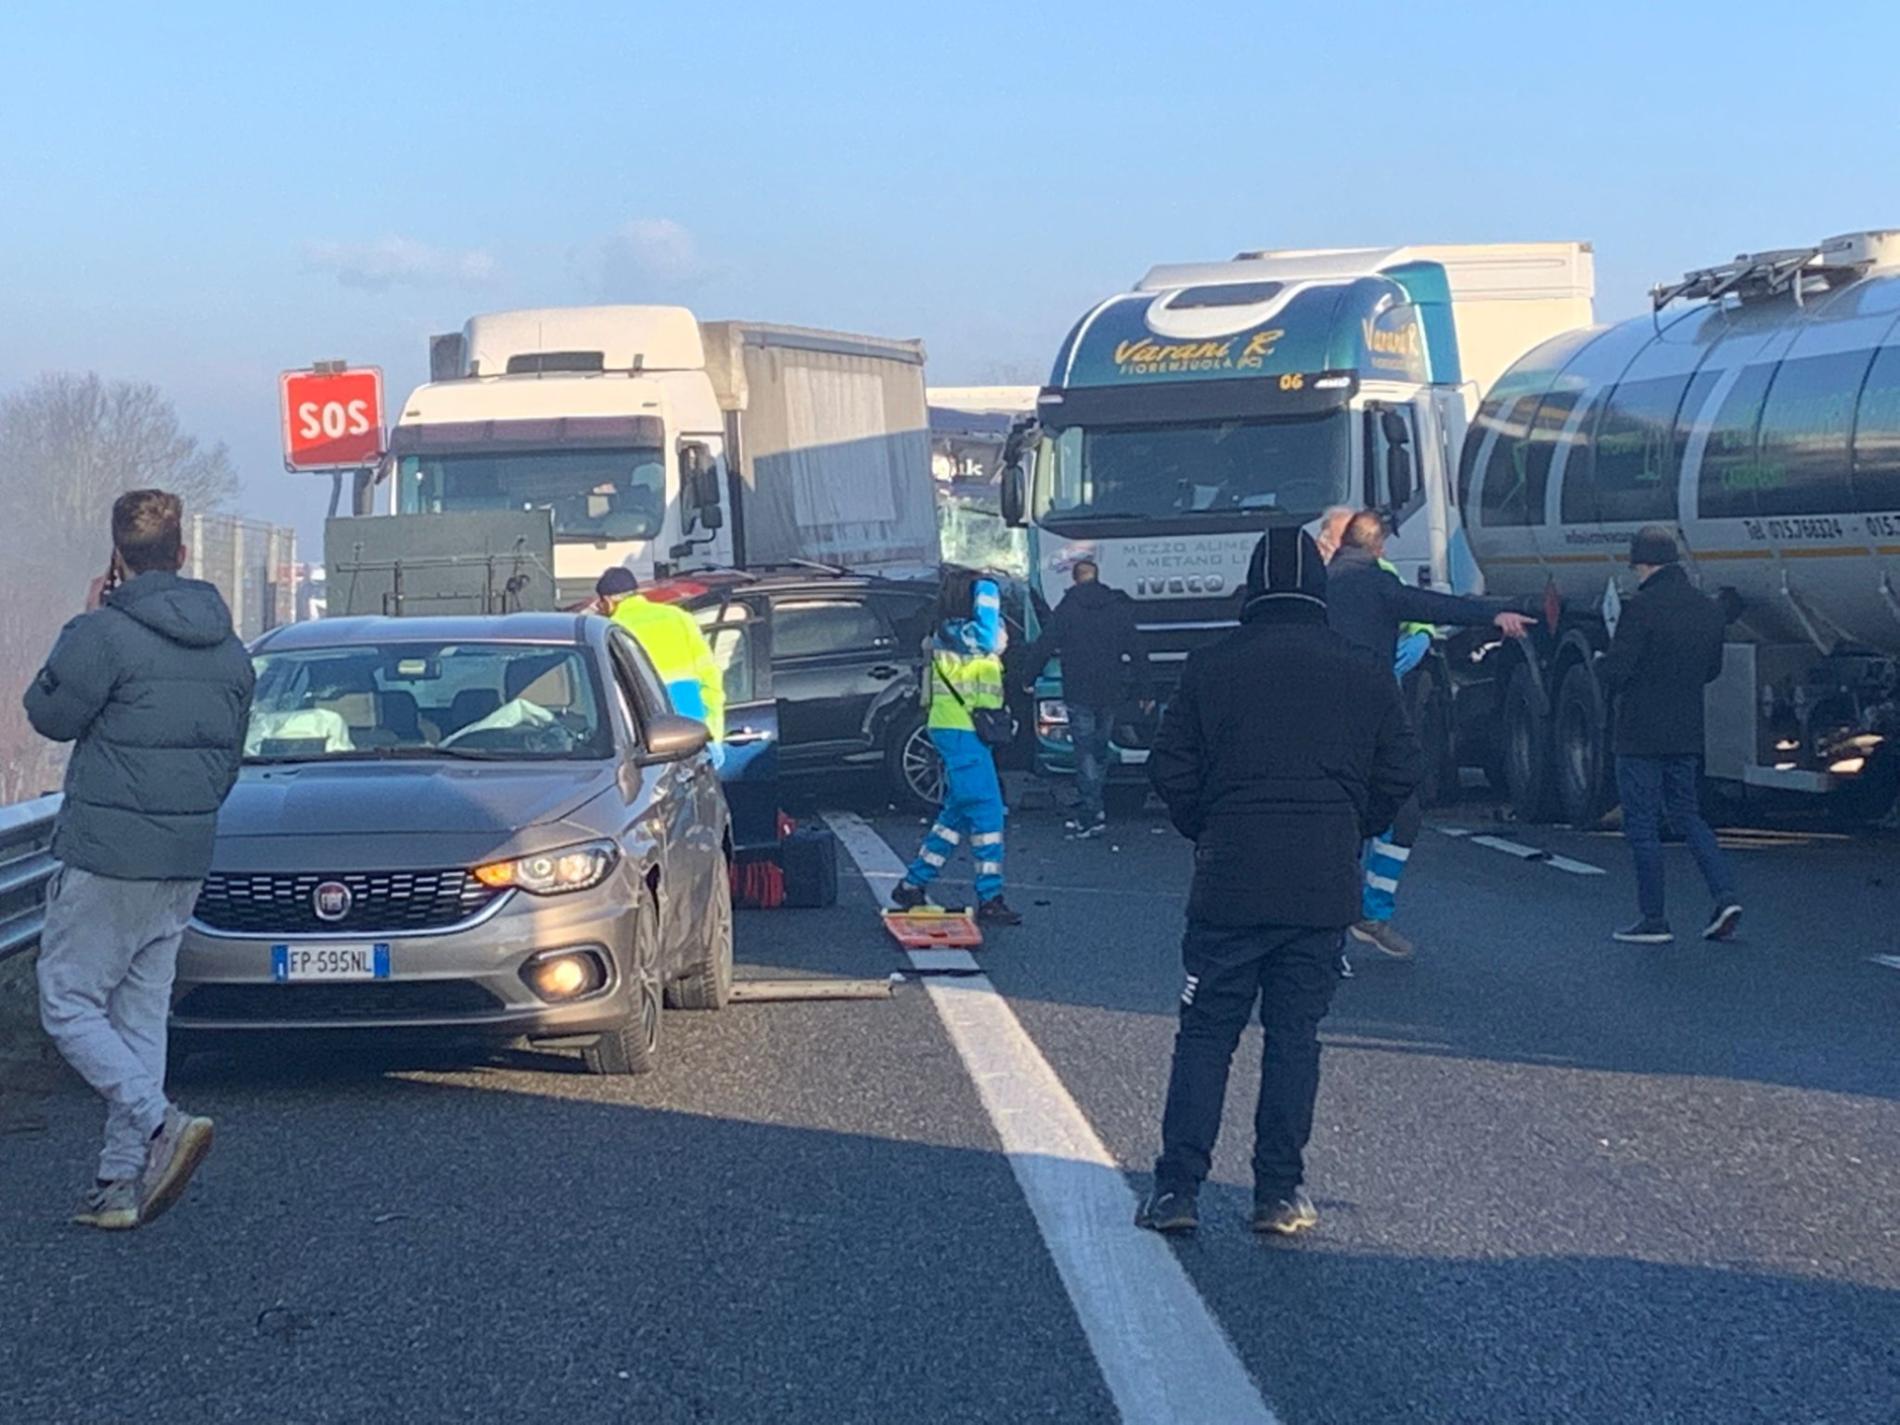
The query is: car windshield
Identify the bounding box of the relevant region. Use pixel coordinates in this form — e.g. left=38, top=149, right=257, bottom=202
left=398, top=447, right=665, bottom=542
left=245, top=642, right=611, bottom=763
left=1037, top=413, right=1348, bottom=525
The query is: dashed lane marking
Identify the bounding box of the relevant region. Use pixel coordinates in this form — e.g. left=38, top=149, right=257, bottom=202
left=1437, top=828, right=1606, bottom=876
left=824, top=810, right=1278, bottom=1425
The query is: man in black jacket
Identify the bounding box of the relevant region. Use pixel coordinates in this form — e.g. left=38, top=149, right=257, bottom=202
left=1137, top=527, right=1419, bottom=1237
left=1327, top=511, right=1533, bottom=959
left=1601, top=526, right=1740, bottom=944
left=1021, top=559, right=1148, bottom=836
left=26, top=490, right=254, bottom=1231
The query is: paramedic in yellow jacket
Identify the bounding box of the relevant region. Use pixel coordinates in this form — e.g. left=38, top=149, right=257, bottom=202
left=595, top=567, right=725, bottom=754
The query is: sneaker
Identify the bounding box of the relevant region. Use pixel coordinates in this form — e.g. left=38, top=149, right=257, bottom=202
left=1134, top=1188, right=1199, bottom=1234
left=976, top=896, right=1022, bottom=927
left=1613, top=918, right=1675, bottom=945
left=889, top=880, right=928, bottom=911
left=1073, top=817, right=1107, bottom=841
left=137, top=1106, right=214, bottom=1226
left=1703, top=903, right=1742, bottom=941
left=71, top=1179, right=139, bottom=1231
left=1251, top=1187, right=1319, bottom=1236
left=1348, top=919, right=1415, bottom=959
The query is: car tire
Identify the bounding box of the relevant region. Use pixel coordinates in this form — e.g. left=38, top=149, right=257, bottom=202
left=885, top=712, right=943, bottom=813
left=667, top=859, right=733, bottom=1010
left=1410, top=663, right=1459, bottom=809
left=584, top=906, right=663, bottom=1075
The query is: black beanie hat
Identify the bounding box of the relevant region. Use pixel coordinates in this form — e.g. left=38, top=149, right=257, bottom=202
left=596, top=566, right=639, bottom=597
left=1243, top=526, right=1328, bottom=613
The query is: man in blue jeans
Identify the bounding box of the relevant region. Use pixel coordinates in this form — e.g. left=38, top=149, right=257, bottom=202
left=1600, top=526, right=1741, bottom=944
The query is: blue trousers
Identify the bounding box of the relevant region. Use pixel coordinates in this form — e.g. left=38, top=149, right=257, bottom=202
left=1069, top=702, right=1113, bottom=822
left=905, top=728, right=1006, bottom=901
left=1616, top=755, right=1736, bottom=921
left=1360, top=633, right=1432, bottom=922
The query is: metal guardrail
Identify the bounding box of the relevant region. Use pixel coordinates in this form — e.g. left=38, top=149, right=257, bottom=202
left=0, top=796, right=60, bottom=963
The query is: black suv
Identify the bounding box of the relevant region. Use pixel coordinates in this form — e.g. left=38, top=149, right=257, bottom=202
left=646, top=564, right=994, bottom=811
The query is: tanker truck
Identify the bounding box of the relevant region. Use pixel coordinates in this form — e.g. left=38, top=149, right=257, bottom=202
left=334, top=306, right=939, bottom=612
left=1000, top=243, right=1594, bottom=803
left=1457, top=229, right=1900, bottom=825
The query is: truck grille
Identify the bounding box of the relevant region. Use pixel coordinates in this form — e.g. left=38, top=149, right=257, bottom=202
left=194, top=870, right=502, bottom=936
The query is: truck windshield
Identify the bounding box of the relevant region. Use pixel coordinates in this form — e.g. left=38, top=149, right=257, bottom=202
left=1036, top=413, right=1348, bottom=527
left=399, top=448, right=666, bottom=542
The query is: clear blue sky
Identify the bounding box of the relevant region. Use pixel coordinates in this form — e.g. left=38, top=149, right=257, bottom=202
left=4, top=0, right=1897, bottom=541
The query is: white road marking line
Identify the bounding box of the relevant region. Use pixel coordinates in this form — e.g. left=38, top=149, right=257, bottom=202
left=1544, top=855, right=1607, bottom=876
left=824, top=810, right=1277, bottom=1425
left=1869, top=954, right=1900, bottom=972
left=1435, top=827, right=1607, bottom=876
left=1468, top=834, right=1547, bottom=860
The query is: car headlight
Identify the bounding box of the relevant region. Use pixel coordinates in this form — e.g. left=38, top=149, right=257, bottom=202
left=473, top=840, right=618, bottom=895
left=1037, top=699, right=1070, bottom=725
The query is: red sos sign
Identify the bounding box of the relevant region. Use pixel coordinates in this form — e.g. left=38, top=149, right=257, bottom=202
left=280, top=367, right=385, bottom=470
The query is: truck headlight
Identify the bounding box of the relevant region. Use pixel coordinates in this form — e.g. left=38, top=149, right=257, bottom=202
left=474, top=840, right=618, bottom=895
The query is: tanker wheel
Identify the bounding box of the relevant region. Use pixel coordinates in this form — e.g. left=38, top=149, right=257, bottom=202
left=1411, top=664, right=1459, bottom=809
left=1554, top=663, right=1616, bottom=830
left=1502, top=664, right=1559, bottom=824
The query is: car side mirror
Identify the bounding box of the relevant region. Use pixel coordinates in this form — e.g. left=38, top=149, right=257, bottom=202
left=636, top=711, right=710, bottom=766
left=1001, top=463, right=1026, bottom=527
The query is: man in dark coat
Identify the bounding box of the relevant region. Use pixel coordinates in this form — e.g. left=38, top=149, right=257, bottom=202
left=26, top=489, right=254, bottom=1230
left=1600, top=525, right=1739, bottom=944
left=1137, top=526, right=1420, bottom=1237
left=1326, top=510, right=1533, bottom=959
left=1021, top=558, right=1149, bottom=836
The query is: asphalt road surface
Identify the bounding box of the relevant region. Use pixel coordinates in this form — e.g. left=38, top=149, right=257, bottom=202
left=3, top=783, right=1896, bottom=1423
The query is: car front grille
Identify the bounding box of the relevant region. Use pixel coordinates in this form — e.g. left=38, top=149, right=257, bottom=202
left=194, top=870, right=502, bottom=936
left=174, top=980, right=503, bottom=1022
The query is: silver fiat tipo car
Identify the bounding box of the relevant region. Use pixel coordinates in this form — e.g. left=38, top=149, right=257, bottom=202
left=171, top=614, right=733, bottom=1074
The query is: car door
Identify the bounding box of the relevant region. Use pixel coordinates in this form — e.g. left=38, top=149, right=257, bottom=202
left=691, top=595, right=781, bottom=851
left=606, top=628, right=707, bottom=971
left=766, top=594, right=903, bottom=767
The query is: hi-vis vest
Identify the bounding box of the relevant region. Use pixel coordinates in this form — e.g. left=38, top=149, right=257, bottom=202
left=927, top=647, right=1006, bottom=733
left=612, top=595, right=726, bottom=741
left=1382, top=558, right=1433, bottom=641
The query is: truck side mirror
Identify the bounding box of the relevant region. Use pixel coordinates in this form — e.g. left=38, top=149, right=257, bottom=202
left=1380, top=409, right=1411, bottom=447
left=1001, top=463, right=1026, bottom=528
left=1387, top=444, right=1414, bottom=510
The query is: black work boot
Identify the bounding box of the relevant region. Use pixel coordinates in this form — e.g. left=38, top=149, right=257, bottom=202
left=976, top=896, right=1022, bottom=927
left=890, top=881, right=927, bottom=911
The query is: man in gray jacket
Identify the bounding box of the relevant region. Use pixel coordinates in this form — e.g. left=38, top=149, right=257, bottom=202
left=26, top=489, right=254, bottom=1230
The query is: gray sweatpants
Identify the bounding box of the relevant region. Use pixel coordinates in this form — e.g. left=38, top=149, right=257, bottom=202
left=36, top=865, right=201, bottom=1181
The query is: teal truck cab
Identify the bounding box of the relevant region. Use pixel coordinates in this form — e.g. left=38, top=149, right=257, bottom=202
left=1001, top=244, right=1592, bottom=803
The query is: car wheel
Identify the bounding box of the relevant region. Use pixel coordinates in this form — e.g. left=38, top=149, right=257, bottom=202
left=666, top=858, right=733, bottom=1010
left=885, top=712, right=943, bottom=812
left=584, top=905, right=663, bottom=1075
left=1411, top=664, right=1459, bottom=809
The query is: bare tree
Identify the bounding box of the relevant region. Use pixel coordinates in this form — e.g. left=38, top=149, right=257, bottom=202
left=0, top=373, right=239, bottom=800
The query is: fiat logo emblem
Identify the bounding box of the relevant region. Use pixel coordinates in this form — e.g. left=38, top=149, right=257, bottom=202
left=313, top=881, right=353, bottom=923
